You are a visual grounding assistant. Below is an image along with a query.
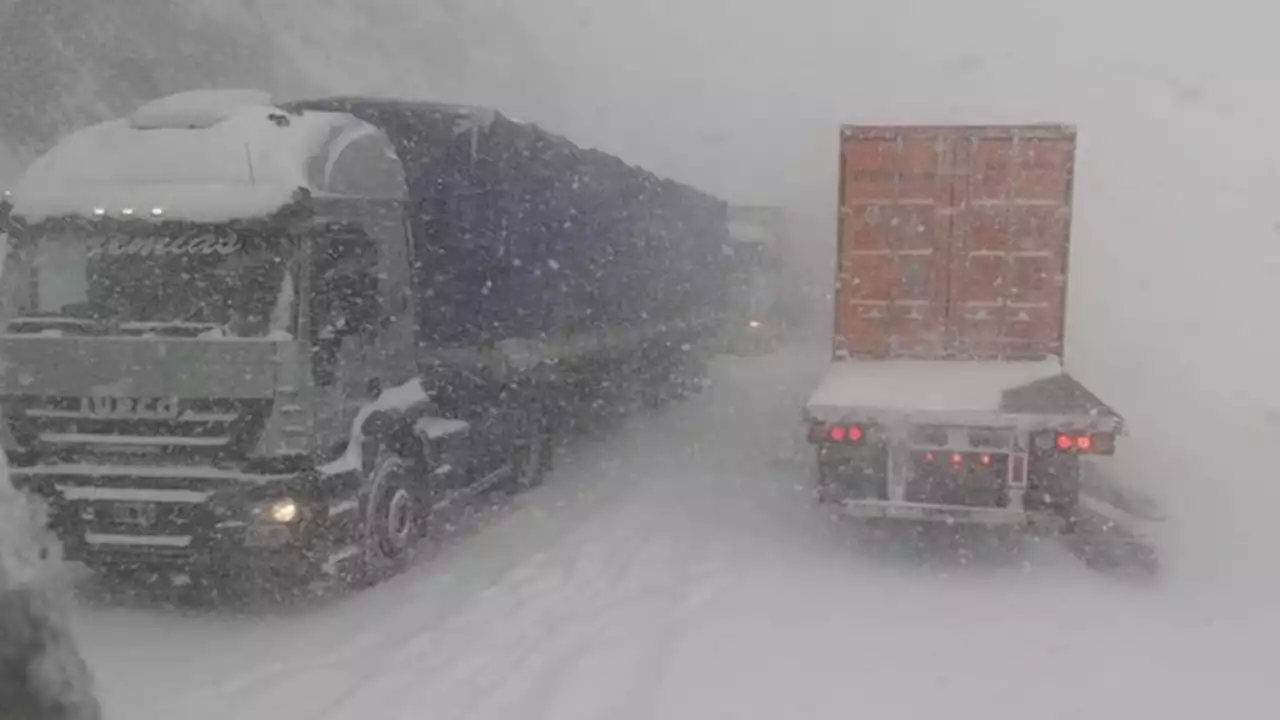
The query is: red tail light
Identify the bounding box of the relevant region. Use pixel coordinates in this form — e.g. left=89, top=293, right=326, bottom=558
left=1053, top=432, right=1116, bottom=455
left=808, top=423, right=867, bottom=445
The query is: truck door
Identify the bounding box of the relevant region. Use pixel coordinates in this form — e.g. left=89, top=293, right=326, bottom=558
left=307, top=231, right=384, bottom=446
left=835, top=125, right=1076, bottom=360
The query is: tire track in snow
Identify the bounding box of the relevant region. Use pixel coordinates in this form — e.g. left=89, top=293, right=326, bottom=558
left=159, top=421, right=672, bottom=720
left=305, top=376, right=778, bottom=720
left=93, top=346, right=839, bottom=720
left=292, top=405, right=724, bottom=718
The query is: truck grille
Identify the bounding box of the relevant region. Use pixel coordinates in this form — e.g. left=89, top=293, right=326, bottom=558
left=2, top=396, right=270, bottom=460
left=37, top=476, right=224, bottom=565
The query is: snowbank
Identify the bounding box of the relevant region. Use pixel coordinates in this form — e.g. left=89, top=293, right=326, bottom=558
left=9, top=100, right=354, bottom=223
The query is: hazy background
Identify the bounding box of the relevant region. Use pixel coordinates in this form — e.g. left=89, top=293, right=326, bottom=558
left=1, top=0, right=1275, bottom=594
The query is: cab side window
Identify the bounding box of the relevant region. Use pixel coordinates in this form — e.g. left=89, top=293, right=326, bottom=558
left=309, top=231, right=382, bottom=386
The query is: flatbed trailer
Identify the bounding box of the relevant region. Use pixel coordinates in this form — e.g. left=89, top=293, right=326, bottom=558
left=806, top=356, right=1121, bottom=527
left=805, top=124, right=1156, bottom=574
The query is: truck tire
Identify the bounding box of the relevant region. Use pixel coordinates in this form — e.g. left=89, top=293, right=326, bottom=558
left=816, top=448, right=888, bottom=503
left=814, top=464, right=844, bottom=505
left=677, top=350, right=710, bottom=398
left=358, top=448, right=425, bottom=584
left=508, top=408, right=553, bottom=492
left=1026, top=452, right=1080, bottom=518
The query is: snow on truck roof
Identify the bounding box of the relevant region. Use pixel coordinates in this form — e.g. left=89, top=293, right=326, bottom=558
left=8, top=90, right=362, bottom=224
left=804, top=357, right=1066, bottom=421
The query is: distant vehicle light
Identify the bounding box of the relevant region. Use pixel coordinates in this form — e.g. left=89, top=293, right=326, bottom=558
left=150, top=207, right=164, bottom=217
left=121, top=208, right=135, bottom=217
left=747, top=319, right=762, bottom=329
left=829, top=425, right=847, bottom=442
left=92, top=208, right=106, bottom=217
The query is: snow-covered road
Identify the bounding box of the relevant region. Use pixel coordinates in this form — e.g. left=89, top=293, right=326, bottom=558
left=75, top=343, right=1271, bottom=720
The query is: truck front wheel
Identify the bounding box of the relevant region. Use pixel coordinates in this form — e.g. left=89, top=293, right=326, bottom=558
left=359, top=449, right=425, bottom=584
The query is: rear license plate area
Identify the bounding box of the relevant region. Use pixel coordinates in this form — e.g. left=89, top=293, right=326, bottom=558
left=905, top=451, right=1010, bottom=507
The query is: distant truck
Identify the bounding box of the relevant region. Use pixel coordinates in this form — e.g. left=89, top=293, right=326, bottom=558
left=0, top=90, right=728, bottom=593
left=805, top=125, right=1124, bottom=532
left=722, top=205, right=786, bottom=354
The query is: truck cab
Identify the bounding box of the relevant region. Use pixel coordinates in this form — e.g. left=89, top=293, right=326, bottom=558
left=0, top=90, right=459, bottom=589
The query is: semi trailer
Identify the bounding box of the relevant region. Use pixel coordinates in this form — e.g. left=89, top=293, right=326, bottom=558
left=804, top=124, right=1147, bottom=558
left=0, top=90, right=729, bottom=592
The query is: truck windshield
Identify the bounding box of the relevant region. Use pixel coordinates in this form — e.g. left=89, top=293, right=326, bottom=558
left=726, top=242, right=778, bottom=318
left=1, top=230, right=296, bottom=339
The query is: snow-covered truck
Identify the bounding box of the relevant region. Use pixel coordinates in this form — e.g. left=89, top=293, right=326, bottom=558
left=0, top=90, right=728, bottom=592
left=806, top=124, right=1124, bottom=531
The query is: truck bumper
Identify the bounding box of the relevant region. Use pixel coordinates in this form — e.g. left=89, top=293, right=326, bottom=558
left=24, top=468, right=367, bottom=590
left=838, top=498, right=1068, bottom=530
left=57, top=523, right=343, bottom=587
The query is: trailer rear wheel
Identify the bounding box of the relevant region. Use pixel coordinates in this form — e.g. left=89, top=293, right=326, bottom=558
left=674, top=347, right=710, bottom=397
left=508, top=408, right=554, bottom=492
left=1026, top=453, right=1080, bottom=518
left=816, top=449, right=887, bottom=503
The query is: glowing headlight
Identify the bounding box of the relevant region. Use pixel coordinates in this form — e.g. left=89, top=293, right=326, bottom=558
left=267, top=498, right=299, bottom=523
left=747, top=320, right=762, bottom=329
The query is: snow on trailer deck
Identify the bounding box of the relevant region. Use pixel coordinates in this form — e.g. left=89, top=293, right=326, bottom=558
left=805, top=357, right=1064, bottom=415
left=803, top=353, right=1116, bottom=425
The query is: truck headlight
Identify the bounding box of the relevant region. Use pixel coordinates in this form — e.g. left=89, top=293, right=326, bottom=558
left=265, top=497, right=299, bottom=524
